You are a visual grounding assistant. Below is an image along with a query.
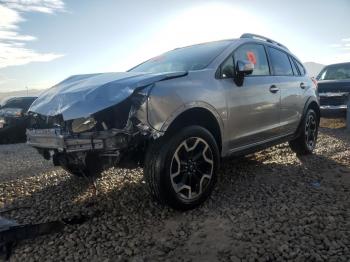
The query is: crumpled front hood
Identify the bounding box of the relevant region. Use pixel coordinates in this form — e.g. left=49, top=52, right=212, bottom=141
left=29, top=71, right=186, bottom=120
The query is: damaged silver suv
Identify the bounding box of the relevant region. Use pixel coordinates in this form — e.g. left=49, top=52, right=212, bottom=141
left=27, top=34, right=320, bottom=210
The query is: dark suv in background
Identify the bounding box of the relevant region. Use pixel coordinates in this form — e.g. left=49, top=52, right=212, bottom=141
left=0, top=96, right=37, bottom=143
left=317, top=62, right=350, bottom=116
left=27, top=34, right=319, bottom=209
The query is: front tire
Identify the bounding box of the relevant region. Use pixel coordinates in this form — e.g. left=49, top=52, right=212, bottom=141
left=144, top=126, right=220, bottom=210
left=289, top=108, right=319, bottom=155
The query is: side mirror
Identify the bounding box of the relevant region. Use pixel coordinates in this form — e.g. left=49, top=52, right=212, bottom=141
left=235, top=60, right=254, bottom=86
left=236, top=60, right=254, bottom=76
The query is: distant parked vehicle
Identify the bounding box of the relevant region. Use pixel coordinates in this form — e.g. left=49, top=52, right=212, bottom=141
left=316, top=62, right=350, bottom=116
left=0, top=96, right=37, bottom=144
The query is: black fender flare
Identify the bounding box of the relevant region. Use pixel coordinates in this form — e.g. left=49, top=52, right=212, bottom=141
left=294, top=96, right=320, bottom=138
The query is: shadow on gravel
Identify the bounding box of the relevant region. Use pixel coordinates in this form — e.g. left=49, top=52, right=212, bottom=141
left=298, top=153, right=350, bottom=185
left=319, top=118, right=350, bottom=145
left=2, top=148, right=350, bottom=261
left=321, top=128, right=350, bottom=146
left=1, top=174, right=93, bottom=224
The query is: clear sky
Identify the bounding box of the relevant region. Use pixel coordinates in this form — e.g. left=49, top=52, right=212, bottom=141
left=0, top=0, right=350, bottom=91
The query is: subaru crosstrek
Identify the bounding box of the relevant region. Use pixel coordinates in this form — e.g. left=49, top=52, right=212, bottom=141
left=27, top=33, right=320, bottom=210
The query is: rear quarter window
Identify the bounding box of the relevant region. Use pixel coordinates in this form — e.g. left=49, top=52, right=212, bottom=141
left=288, top=56, right=299, bottom=76
left=294, top=59, right=306, bottom=76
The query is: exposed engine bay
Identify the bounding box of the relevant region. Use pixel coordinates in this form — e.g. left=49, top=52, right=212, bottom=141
left=26, top=71, right=186, bottom=175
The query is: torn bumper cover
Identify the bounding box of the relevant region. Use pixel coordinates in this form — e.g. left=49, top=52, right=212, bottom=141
left=26, top=128, right=130, bottom=153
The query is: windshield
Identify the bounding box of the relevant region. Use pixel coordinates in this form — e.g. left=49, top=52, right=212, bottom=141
left=317, top=63, right=350, bottom=80
left=129, top=40, right=231, bottom=73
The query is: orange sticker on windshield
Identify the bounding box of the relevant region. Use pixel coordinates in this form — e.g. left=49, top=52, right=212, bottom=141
left=246, top=51, right=257, bottom=64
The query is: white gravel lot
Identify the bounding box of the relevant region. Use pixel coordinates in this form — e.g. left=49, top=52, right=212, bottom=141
left=0, top=118, right=349, bottom=262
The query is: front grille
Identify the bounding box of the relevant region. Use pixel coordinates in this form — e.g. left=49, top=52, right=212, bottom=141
left=28, top=114, right=66, bottom=130
left=320, top=95, right=348, bottom=106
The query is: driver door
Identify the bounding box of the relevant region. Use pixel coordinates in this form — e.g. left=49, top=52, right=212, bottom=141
left=218, top=43, right=281, bottom=151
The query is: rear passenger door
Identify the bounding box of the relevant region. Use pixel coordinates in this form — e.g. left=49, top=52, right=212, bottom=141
left=267, top=47, right=304, bottom=135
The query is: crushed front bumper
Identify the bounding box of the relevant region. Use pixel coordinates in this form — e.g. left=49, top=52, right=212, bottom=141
left=26, top=128, right=128, bottom=153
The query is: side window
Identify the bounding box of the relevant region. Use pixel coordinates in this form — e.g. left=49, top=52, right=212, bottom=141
left=294, top=60, right=306, bottom=75
left=233, top=44, right=270, bottom=76
left=289, top=56, right=299, bottom=76
left=220, top=56, right=234, bottom=78
left=268, top=47, right=293, bottom=76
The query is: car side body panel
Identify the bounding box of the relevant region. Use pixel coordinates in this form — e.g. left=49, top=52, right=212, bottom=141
left=222, top=76, right=281, bottom=150
left=276, top=75, right=305, bottom=134
left=145, top=39, right=319, bottom=157
left=146, top=70, right=229, bottom=153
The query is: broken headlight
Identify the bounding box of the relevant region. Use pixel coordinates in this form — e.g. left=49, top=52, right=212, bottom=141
left=71, top=117, right=97, bottom=133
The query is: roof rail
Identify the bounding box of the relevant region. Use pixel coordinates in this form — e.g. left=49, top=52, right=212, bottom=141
left=240, top=33, right=289, bottom=50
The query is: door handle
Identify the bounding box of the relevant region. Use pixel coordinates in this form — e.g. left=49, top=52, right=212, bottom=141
left=269, top=85, right=279, bottom=93
left=300, top=82, right=306, bottom=89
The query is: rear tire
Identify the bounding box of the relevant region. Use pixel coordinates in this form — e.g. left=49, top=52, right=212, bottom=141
left=144, top=125, right=220, bottom=210
left=289, top=108, right=319, bottom=155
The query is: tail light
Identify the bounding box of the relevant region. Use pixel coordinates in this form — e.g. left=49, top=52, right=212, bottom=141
left=311, top=77, right=318, bottom=89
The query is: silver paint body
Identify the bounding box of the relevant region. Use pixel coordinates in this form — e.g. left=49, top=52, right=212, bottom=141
left=27, top=38, right=318, bottom=158
left=143, top=38, right=318, bottom=157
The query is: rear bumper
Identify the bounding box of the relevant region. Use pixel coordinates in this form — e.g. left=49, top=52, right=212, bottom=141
left=26, top=128, right=127, bottom=153
left=320, top=105, right=347, bottom=110
left=319, top=92, right=348, bottom=117
left=320, top=105, right=347, bottom=118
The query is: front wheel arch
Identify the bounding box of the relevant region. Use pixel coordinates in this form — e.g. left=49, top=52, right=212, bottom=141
left=161, top=107, right=223, bottom=154
left=144, top=125, right=220, bottom=210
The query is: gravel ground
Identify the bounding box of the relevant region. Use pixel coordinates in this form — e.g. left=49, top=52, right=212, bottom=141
left=1, top=118, right=350, bottom=262
left=0, top=143, right=55, bottom=182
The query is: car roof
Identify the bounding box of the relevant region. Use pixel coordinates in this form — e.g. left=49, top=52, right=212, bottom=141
left=174, top=34, right=290, bottom=51
left=234, top=37, right=304, bottom=65
left=191, top=35, right=295, bottom=57
left=170, top=39, right=237, bottom=51
left=324, top=62, right=350, bottom=67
